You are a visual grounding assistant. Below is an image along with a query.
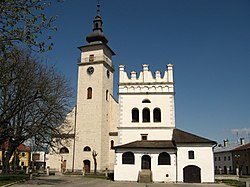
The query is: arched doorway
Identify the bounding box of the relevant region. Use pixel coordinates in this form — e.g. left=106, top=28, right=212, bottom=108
left=183, top=165, right=201, bottom=183
left=83, top=160, right=90, bottom=173
left=141, top=155, right=151, bottom=170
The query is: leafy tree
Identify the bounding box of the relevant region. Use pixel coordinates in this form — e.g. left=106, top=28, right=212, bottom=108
left=0, top=0, right=59, bottom=54
left=0, top=48, right=73, bottom=173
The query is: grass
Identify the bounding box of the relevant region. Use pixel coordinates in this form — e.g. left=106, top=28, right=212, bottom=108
left=217, top=179, right=246, bottom=187
left=83, top=174, right=107, bottom=180
left=0, top=174, right=29, bottom=186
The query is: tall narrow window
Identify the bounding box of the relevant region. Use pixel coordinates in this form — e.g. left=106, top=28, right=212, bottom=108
left=89, top=54, right=94, bottom=62
left=132, top=108, right=139, bottom=122
left=110, top=140, right=114, bottom=149
left=87, top=87, right=92, bottom=99
left=143, top=108, right=150, bottom=122
left=153, top=108, right=161, bottom=122
left=106, top=90, right=109, bottom=101
left=158, top=152, right=171, bottom=165
left=188, top=150, right=194, bottom=159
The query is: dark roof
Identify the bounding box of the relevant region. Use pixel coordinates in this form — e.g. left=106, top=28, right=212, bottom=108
left=114, top=128, right=216, bottom=150
left=114, top=140, right=176, bottom=149
left=233, top=142, right=250, bottom=151
left=173, top=128, right=217, bottom=145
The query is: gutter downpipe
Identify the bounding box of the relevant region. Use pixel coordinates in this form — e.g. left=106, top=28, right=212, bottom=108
left=72, top=105, right=77, bottom=172
left=176, top=151, right=178, bottom=183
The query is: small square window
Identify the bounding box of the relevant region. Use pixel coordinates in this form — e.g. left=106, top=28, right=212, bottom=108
left=89, top=54, right=94, bottom=62
left=141, top=134, right=148, bottom=140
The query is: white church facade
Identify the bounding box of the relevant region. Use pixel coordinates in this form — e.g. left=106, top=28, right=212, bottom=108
left=47, top=3, right=216, bottom=183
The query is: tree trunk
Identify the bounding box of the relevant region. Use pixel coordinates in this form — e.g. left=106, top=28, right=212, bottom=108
left=1, top=141, right=17, bottom=173
left=2, top=149, right=13, bottom=173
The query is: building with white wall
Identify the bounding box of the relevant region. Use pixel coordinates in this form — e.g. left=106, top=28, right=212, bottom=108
left=114, top=64, right=216, bottom=183
left=47, top=3, right=216, bottom=183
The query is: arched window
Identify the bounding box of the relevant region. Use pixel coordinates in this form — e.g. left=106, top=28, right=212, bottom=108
left=60, top=147, right=69, bottom=154
left=110, top=140, right=114, bottom=149
left=122, top=152, right=135, bottom=164
left=87, top=87, right=92, bottom=99
left=153, top=108, right=161, bottom=122
left=83, top=146, right=91, bottom=152
left=142, top=99, right=151, bottom=103
left=132, top=108, right=139, bottom=122
left=158, top=152, right=171, bottom=165
left=106, top=90, right=109, bottom=101
left=143, top=108, right=150, bottom=122
left=188, top=150, right=194, bottom=159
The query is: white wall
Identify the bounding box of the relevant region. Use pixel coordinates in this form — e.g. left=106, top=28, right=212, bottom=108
left=177, top=145, right=215, bottom=183
left=114, top=149, right=176, bottom=182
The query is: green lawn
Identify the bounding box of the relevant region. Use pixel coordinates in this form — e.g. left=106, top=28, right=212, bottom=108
left=0, top=174, right=29, bottom=186
left=217, top=179, right=246, bottom=187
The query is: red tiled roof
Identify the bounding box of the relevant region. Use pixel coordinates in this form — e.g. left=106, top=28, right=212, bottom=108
left=1, top=142, right=30, bottom=152
left=233, top=142, right=250, bottom=151
left=17, top=144, right=30, bottom=152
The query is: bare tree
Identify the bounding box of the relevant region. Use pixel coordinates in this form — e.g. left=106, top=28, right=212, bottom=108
left=0, top=48, right=73, bottom=173
left=92, top=150, right=98, bottom=175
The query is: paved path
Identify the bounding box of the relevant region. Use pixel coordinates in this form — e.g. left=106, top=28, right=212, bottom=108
left=11, top=175, right=230, bottom=187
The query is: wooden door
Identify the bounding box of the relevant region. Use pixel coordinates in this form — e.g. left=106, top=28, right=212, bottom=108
left=183, top=165, right=201, bottom=183
left=61, top=160, right=66, bottom=173
left=141, top=155, right=151, bottom=170
left=83, top=160, right=90, bottom=173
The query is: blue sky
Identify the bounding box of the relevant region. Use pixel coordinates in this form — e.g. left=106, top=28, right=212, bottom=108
left=42, top=0, right=250, bottom=144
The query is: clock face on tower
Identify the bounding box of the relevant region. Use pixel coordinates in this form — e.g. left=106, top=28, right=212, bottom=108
left=87, top=66, right=94, bottom=75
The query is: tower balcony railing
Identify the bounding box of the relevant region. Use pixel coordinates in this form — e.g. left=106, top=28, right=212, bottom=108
left=82, top=55, right=112, bottom=65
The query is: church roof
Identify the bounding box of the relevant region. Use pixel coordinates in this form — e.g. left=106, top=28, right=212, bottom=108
left=86, top=3, right=109, bottom=44
left=114, top=140, right=176, bottom=149
left=173, top=128, right=217, bottom=145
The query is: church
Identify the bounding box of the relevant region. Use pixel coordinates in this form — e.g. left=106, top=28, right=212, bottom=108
left=47, top=3, right=216, bottom=183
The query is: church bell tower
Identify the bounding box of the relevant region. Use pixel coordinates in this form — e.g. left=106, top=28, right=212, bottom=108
left=74, top=3, right=116, bottom=171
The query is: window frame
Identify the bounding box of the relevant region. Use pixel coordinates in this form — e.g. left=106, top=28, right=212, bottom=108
left=188, top=150, right=194, bottom=159
left=83, top=146, right=91, bottom=152
left=122, top=152, right=135, bottom=164
left=132, top=108, right=139, bottom=122
left=60, top=147, right=69, bottom=154
left=158, top=152, right=171, bottom=165
left=87, top=87, right=92, bottom=99
left=153, top=108, right=161, bottom=122
left=142, top=108, right=150, bottom=122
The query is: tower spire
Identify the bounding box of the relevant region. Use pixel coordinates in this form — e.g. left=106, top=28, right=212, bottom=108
left=97, top=0, right=100, bottom=16
left=86, top=1, right=108, bottom=44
